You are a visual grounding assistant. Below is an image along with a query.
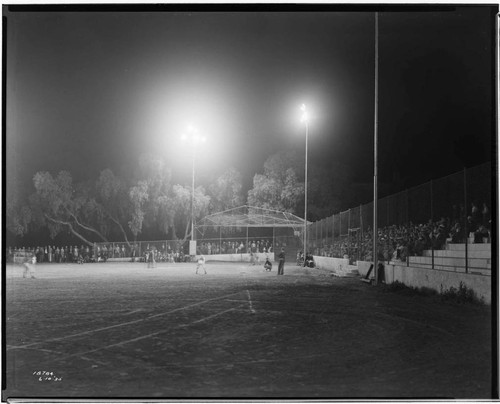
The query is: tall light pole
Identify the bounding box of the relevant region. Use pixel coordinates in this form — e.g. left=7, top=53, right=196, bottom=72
left=300, top=104, right=309, bottom=258
left=191, top=141, right=196, bottom=241
left=181, top=125, right=205, bottom=246
left=373, top=12, right=379, bottom=285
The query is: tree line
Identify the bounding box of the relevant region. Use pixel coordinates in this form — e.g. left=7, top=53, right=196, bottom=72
left=7, top=150, right=355, bottom=246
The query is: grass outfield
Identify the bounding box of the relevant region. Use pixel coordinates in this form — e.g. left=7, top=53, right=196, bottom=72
left=3, top=261, right=492, bottom=399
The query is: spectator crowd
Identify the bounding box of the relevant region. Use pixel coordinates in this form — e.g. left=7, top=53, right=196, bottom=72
left=196, top=239, right=274, bottom=255
left=313, top=201, right=491, bottom=263
left=6, top=238, right=279, bottom=264
left=7, top=202, right=490, bottom=266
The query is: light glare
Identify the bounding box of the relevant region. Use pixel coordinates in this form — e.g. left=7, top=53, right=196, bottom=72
left=300, top=104, right=309, bottom=123
left=182, top=125, right=206, bottom=145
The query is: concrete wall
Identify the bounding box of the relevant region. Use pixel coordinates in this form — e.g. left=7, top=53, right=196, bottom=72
left=200, top=252, right=275, bottom=263
left=358, top=260, right=491, bottom=305
left=357, top=261, right=375, bottom=277
left=313, top=256, right=350, bottom=272
left=109, top=252, right=276, bottom=264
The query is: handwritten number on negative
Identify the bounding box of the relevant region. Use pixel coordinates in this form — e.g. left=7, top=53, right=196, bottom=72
left=33, top=370, right=62, bottom=382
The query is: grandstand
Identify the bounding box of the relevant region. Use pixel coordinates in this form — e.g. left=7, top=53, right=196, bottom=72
left=305, top=162, right=492, bottom=303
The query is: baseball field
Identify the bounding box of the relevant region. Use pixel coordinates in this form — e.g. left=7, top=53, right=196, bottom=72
left=3, top=260, right=493, bottom=399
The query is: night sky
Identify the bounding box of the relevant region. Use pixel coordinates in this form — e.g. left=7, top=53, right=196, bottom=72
left=5, top=5, right=496, bottom=201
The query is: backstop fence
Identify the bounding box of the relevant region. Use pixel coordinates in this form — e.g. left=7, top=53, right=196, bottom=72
left=92, top=228, right=296, bottom=263
left=93, top=240, right=189, bottom=262
left=192, top=226, right=298, bottom=256
left=307, top=162, right=492, bottom=263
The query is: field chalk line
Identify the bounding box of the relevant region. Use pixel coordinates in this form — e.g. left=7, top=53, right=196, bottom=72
left=148, top=352, right=329, bottom=369
left=246, top=290, right=256, bottom=314
left=7, top=291, right=244, bottom=350
left=7, top=345, right=109, bottom=367
left=59, top=305, right=245, bottom=359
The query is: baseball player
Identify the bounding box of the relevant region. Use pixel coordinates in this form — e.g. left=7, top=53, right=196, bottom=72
left=23, top=255, right=37, bottom=279
left=196, top=255, right=207, bottom=275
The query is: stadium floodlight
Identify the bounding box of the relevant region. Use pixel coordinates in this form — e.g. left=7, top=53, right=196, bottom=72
left=300, top=104, right=309, bottom=260
left=181, top=125, right=206, bottom=247
left=300, top=103, right=309, bottom=123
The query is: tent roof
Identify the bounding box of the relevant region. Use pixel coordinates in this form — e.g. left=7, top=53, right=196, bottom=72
left=196, top=205, right=310, bottom=228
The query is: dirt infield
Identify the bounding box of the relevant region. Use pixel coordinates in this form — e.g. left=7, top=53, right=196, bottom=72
left=3, top=261, right=493, bottom=399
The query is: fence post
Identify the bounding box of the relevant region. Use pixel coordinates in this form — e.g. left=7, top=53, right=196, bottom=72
left=348, top=209, right=351, bottom=234
left=387, top=199, right=389, bottom=229
left=406, top=188, right=409, bottom=226
left=316, top=220, right=319, bottom=253
left=464, top=167, right=468, bottom=274
left=431, top=179, right=434, bottom=269
left=359, top=205, right=363, bottom=260
left=320, top=219, right=323, bottom=254
left=332, top=214, right=335, bottom=248
left=339, top=213, right=342, bottom=239
left=272, top=227, right=275, bottom=254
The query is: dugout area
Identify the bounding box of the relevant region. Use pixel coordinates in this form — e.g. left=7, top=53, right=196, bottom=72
left=3, top=260, right=492, bottom=399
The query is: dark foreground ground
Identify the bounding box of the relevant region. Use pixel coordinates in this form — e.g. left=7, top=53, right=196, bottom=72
left=3, top=261, right=493, bottom=399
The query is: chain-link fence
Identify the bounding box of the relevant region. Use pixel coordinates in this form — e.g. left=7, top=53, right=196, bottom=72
left=92, top=240, right=189, bottom=262
left=195, top=226, right=299, bottom=257
left=93, top=229, right=299, bottom=263
left=308, top=162, right=492, bottom=268
left=7, top=225, right=301, bottom=266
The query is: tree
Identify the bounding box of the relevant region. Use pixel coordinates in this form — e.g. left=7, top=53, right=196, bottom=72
left=171, top=184, right=210, bottom=241
left=6, top=200, right=32, bottom=238
left=96, top=168, right=134, bottom=244
left=135, top=154, right=174, bottom=235
left=128, top=153, right=210, bottom=242
left=262, top=150, right=304, bottom=183
left=29, top=171, right=107, bottom=246
left=207, top=167, right=244, bottom=213
left=128, top=180, right=149, bottom=240
left=6, top=177, right=32, bottom=238
left=247, top=151, right=304, bottom=213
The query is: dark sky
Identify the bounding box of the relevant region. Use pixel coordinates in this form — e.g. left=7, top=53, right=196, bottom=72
left=5, top=5, right=496, bottom=199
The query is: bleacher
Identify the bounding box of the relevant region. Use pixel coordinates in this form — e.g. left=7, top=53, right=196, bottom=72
left=407, top=243, right=491, bottom=276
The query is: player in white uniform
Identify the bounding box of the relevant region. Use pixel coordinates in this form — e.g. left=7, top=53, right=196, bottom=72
left=23, top=256, right=37, bottom=279
left=196, top=255, right=207, bottom=275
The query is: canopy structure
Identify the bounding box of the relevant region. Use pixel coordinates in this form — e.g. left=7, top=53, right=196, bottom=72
left=195, top=205, right=311, bottom=248
left=196, top=205, right=310, bottom=230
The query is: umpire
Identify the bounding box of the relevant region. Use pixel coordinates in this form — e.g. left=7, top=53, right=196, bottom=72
left=278, top=247, right=285, bottom=275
